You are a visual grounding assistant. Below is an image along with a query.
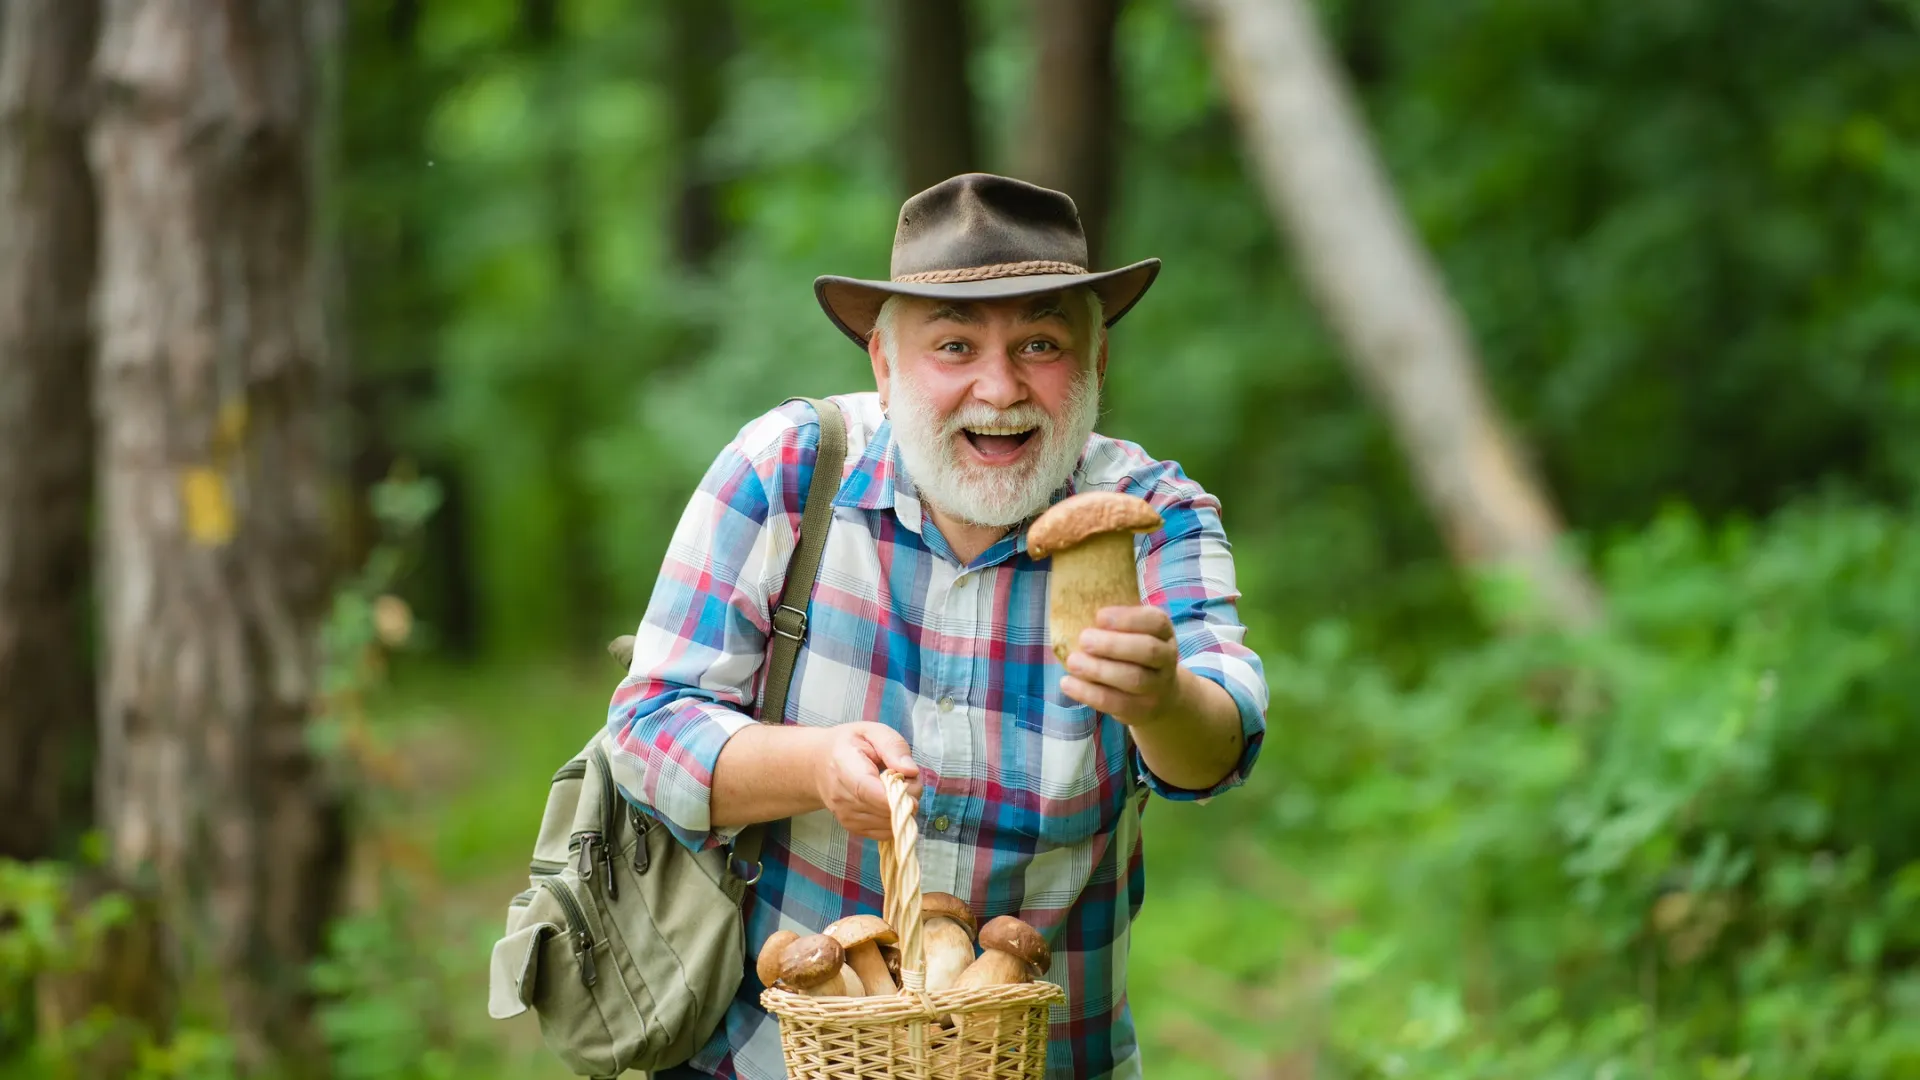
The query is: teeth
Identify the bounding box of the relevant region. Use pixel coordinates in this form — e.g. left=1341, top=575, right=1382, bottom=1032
left=965, top=426, right=1034, bottom=436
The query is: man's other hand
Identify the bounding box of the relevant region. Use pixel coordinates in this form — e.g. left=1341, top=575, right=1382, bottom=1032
left=815, top=722, right=922, bottom=841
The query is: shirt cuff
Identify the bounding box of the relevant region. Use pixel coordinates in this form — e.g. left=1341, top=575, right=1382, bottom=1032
left=1133, top=654, right=1268, bottom=803
left=609, top=694, right=762, bottom=853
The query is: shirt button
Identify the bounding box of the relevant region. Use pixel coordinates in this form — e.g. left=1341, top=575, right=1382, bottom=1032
left=937, top=696, right=954, bottom=713
left=931, top=814, right=951, bottom=832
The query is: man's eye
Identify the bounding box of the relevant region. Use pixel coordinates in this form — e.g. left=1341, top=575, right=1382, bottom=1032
left=1023, top=339, right=1059, bottom=355
left=939, top=341, right=969, bottom=354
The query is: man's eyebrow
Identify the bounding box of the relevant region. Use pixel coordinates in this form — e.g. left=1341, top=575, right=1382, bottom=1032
left=1020, top=297, right=1070, bottom=324
left=923, top=302, right=982, bottom=325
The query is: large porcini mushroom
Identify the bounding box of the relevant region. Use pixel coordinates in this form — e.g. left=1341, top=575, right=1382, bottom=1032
left=757, top=928, right=799, bottom=989
left=952, top=915, right=1051, bottom=990
left=823, top=913, right=898, bottom=996
left=1026, top=492, right=1163, bottom=663
left=778, top=933, right=853, bottom=998
left=920, top=893, right=978, bottom=994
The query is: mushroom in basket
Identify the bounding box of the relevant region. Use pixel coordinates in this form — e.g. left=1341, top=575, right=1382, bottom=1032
left=756, top=929, right=799, bottom=990
left=822, top=913, right=899, bottom=996
left=777, top=933, right=863, bottom=998
left=1025, top=491, right=1163, bottom=663
left=953, top=915, right=1051, bottom=990
left=920, top=893, right=979, bottom=994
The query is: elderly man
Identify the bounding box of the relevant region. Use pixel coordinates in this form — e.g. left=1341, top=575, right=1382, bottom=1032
left=610, top=173, right=1268, bottom=1079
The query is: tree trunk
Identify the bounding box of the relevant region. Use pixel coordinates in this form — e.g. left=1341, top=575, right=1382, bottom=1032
left=1191, top=0, right=1603, bottom=630
left=524, top=0, right=607, bottom=653
left=885, top=0, right=980, bottom=196
left=1016, top=0, right=1120, bottom=265
left=664, top=0, right=734, bottom=270
left=89, top=1, right=347, bottom=1072
left=0, top=0, right=99, bottom=863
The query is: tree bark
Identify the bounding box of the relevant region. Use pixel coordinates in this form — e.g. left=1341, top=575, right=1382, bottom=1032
left=1191, top=0, right=1603, bottom=630
left=0, top=0, right=99, bottom=863
left=885, top=0, right=980, bottom=196
left=89, top=1, right=347, bottom=1072
left=1016, top=0, right=1121, bottom=265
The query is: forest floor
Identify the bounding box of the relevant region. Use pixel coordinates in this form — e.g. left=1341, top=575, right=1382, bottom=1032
left=358, top=660, right=607, bottom=1080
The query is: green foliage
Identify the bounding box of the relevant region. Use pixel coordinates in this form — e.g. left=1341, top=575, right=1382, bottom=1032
left=0, top=855, right=242, bottom=1080
left=310, top=893, right=501, bottom=1080
left=1131, top=493, right=1920, bottom=1077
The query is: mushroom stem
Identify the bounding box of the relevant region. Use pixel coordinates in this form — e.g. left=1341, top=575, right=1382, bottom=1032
left=1046, top=531, right=1140, bottom=663
left=953, top=947, right=1032, bottom=990
left=923, top=917, right=975, bottom=994
left=846, top=943, right=893, bottom=996
left=839, top=963, right=865, bottom=997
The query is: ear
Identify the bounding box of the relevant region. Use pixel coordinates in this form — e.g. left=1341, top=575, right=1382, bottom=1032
left=1095, top=336, right=1110, bottom=386
left=868, top=327, right=891, bottom=410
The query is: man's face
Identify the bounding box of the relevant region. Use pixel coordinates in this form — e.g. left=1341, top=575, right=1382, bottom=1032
left=870, top=290, right=1105, bottom=529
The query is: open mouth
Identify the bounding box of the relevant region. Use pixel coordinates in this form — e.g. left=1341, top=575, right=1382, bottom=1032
left=961, top=425, right=1038, bottom=460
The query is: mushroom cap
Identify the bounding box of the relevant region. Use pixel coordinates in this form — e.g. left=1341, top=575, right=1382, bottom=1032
left=1026, top=491, right=1162, bottom=560
left=757, top=929, right=800, bottom=987
left=921, top=892, right=977, bottom=937
left=822, top=913, right=897, bottom=951
left=779, top=933, right=846, bottom=989
left=978, top=915, right=1051, bottom=975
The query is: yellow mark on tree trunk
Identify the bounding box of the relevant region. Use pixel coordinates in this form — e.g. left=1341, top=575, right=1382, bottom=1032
left=215, top=398, right=248, bottom=454
left=180, top=467, right=235, bottom=546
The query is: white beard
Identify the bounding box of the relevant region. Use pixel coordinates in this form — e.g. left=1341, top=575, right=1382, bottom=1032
left=888, top=365, right=1100, bottom=529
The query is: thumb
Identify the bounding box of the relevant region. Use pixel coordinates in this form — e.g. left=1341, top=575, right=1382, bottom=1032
left=863, top=724, right=920, bottom=779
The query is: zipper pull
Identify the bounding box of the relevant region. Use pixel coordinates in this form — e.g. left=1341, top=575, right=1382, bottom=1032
left=630, top=809, right=651, bottom=874
left=576, top=834, right=598, bottom=881
left=601, top=841, right=618, bottom=901
left=576, top=929, right=598, bottom=988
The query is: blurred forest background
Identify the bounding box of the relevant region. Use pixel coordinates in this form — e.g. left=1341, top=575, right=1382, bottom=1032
left=4, top=0, right=1920, bottom=1078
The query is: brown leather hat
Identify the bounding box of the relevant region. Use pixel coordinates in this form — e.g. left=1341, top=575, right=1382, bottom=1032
left=814, top=172, right=1161, bottom=349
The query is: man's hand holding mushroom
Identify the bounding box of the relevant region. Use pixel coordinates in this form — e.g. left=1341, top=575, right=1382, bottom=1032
left=1030, top=492, right=1249, bottom=794
left=1061, top=606, right=1245, bottom=791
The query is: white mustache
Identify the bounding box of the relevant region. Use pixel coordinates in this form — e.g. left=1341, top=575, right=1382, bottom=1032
left=940, top=405, right=1053, bottom=439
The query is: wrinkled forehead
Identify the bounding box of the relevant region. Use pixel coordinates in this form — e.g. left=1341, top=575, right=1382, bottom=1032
left=908, top=291, right=1079, bottom=330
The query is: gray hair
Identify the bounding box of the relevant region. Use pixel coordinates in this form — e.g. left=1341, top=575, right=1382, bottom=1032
left=873, top=286, right=1106, bottom=370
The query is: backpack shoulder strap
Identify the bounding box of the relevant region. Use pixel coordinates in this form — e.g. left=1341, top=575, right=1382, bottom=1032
left=758, top=395, right=846, bottom=724
left=729, top=395, right=845, bottom=880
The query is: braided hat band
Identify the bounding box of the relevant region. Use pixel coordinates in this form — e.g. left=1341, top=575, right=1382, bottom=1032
left=894, top=260, right=1088, bottom=284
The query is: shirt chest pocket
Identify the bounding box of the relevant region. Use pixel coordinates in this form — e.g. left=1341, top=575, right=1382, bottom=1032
left=1008, top=695, right=1133, bottom=849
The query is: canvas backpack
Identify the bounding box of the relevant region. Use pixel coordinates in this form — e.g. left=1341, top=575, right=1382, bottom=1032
left=486, top=397, right=847, bottom=1078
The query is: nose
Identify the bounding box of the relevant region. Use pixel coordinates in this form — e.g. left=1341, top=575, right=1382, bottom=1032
left=968, top=345, right=1025, bottom=411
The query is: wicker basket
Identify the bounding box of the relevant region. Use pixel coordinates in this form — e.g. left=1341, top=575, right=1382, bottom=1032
left=760, top=771, right=1064, bottom=1079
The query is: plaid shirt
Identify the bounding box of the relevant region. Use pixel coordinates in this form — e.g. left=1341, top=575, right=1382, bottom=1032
left=607, top=392, right=1268, bottom=1080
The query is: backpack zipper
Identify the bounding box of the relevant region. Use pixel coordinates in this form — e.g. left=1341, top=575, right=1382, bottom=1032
left=592, top=748, right=619, bottom=897
left=573, top=749, right=620, bottom=901
left=628, top=805, right=651, bottom=874
left=537, top=876, right=598, bottom=988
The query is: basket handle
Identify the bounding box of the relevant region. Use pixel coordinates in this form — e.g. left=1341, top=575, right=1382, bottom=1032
left=877, top=769, right=926, bottom=993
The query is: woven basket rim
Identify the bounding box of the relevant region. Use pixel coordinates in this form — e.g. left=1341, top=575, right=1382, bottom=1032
left=761, top=980, right=1064, bottom=1024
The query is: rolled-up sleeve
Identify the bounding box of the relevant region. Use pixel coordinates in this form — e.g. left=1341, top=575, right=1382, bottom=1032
left=606, top=407, right=816, bottom=852
left=1133, top=491, right=1269, bottom=802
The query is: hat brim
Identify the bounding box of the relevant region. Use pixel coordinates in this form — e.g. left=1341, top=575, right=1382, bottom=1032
left=813, top=258, right=1161, bottom=350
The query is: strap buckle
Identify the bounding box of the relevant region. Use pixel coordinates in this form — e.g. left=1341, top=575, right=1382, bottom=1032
left=771, top=604, right=808, bottom=643
left=730, top=856, right=763, bottom=886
